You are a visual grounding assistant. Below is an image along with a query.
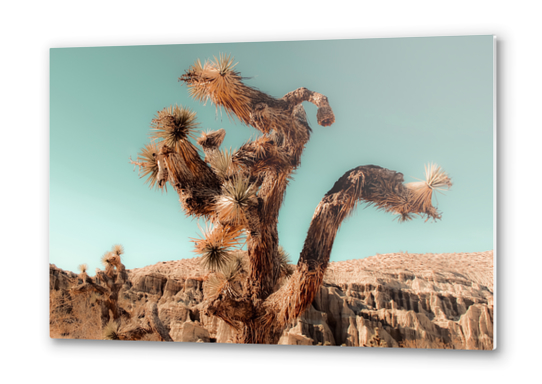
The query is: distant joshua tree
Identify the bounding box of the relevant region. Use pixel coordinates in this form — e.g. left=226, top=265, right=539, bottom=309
left=72, top=244, right=172, bottom=341
left=130, top=55, right=452, bottom=344
left=73, top=244, right=129, bottom=325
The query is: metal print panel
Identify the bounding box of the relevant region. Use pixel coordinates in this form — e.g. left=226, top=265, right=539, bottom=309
left=50, top=35, right=495, bottom=349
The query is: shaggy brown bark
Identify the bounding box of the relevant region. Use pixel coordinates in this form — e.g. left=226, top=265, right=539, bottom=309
left=263, top=166, right=420, bottom=331
left=131, top=55, right=450, bottom=344
left=159, top=144, right=221, bottom=218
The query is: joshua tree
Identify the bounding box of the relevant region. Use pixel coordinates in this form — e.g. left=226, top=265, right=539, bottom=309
left=131, top=55, right=452, bottom=344
left=72, top=244, right=129, bottom=325
left=73, top=244, right=172, bottom=341
left=76, top=263, right=92, bottom=284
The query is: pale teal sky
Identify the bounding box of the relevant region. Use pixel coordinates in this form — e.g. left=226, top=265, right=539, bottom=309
left=50, top=36, right=494, bottom=274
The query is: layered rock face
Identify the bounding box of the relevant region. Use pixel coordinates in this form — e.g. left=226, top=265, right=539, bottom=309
left=50, top=251, right=494, bottom=349
left=279, top=251, right=494, bottom=349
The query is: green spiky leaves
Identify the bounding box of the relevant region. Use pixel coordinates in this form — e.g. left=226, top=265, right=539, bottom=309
left=150, top=105, right=199, bottom=152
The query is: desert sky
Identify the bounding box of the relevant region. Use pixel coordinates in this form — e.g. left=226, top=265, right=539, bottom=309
left=50, top=35, right=494, bottom=273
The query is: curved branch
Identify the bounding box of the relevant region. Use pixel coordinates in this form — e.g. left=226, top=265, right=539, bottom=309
left=159, top=144, right=222, bottom=218
left=130, top=139, right=223, bottom=219
left=263, top=165, right=442, bottom=327
left=180, top=57, right=334, bottom=135
left=281, top=87, right=335, bottom=127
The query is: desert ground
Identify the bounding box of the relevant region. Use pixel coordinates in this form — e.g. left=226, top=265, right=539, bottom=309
left=50, top=250, right=493, bottom=349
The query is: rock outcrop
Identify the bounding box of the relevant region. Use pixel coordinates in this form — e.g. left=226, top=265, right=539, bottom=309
left=50, top=251, right=494, bottom=349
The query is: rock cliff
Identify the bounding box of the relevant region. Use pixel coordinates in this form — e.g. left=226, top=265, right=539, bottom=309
left=50, top=250, right=494, bottom=349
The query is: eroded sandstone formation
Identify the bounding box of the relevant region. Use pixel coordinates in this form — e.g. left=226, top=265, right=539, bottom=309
left=50, top=251, right=494, bottom=349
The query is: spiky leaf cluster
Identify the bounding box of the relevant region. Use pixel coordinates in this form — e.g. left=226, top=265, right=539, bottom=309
left=223, top=251, right=247, bottom=280
left=133, top=142, right=161, bottom=190
left=103, top=320, right=120, bottom=340
left=358, top=164, right=450, bottom=222
left=215, top=175, right=258, bottom=224
left=100, top=244, right=125, bottom=269
left=101, top=252, right=114, bottom=267
left=425, top=163, right=453, bottom=190
left=204, top=252, right=247, bottom=299
left=179, top=54, right=254, bottom=124
left=112, top=244, right=124, bottom=257
left=150, top=105, right=199, bottom=152
left=405, top=163, right=452, bottom=219
left=208, top=148, right=236, bottom=180
left=192, top=224, right=244, bottom=272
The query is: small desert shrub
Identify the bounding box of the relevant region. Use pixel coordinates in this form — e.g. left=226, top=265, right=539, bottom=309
left=103, top=319, right=120, bottom=340
left=50, top=290, right=102, bottom=340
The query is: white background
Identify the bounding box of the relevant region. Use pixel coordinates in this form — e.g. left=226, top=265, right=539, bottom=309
left=1, top=0, right=539, bottom=382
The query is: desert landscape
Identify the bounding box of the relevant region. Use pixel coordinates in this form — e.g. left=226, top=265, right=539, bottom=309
left=50, top=250, right=494, bottom=349
left=50, top=42, right=494, bottom=350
